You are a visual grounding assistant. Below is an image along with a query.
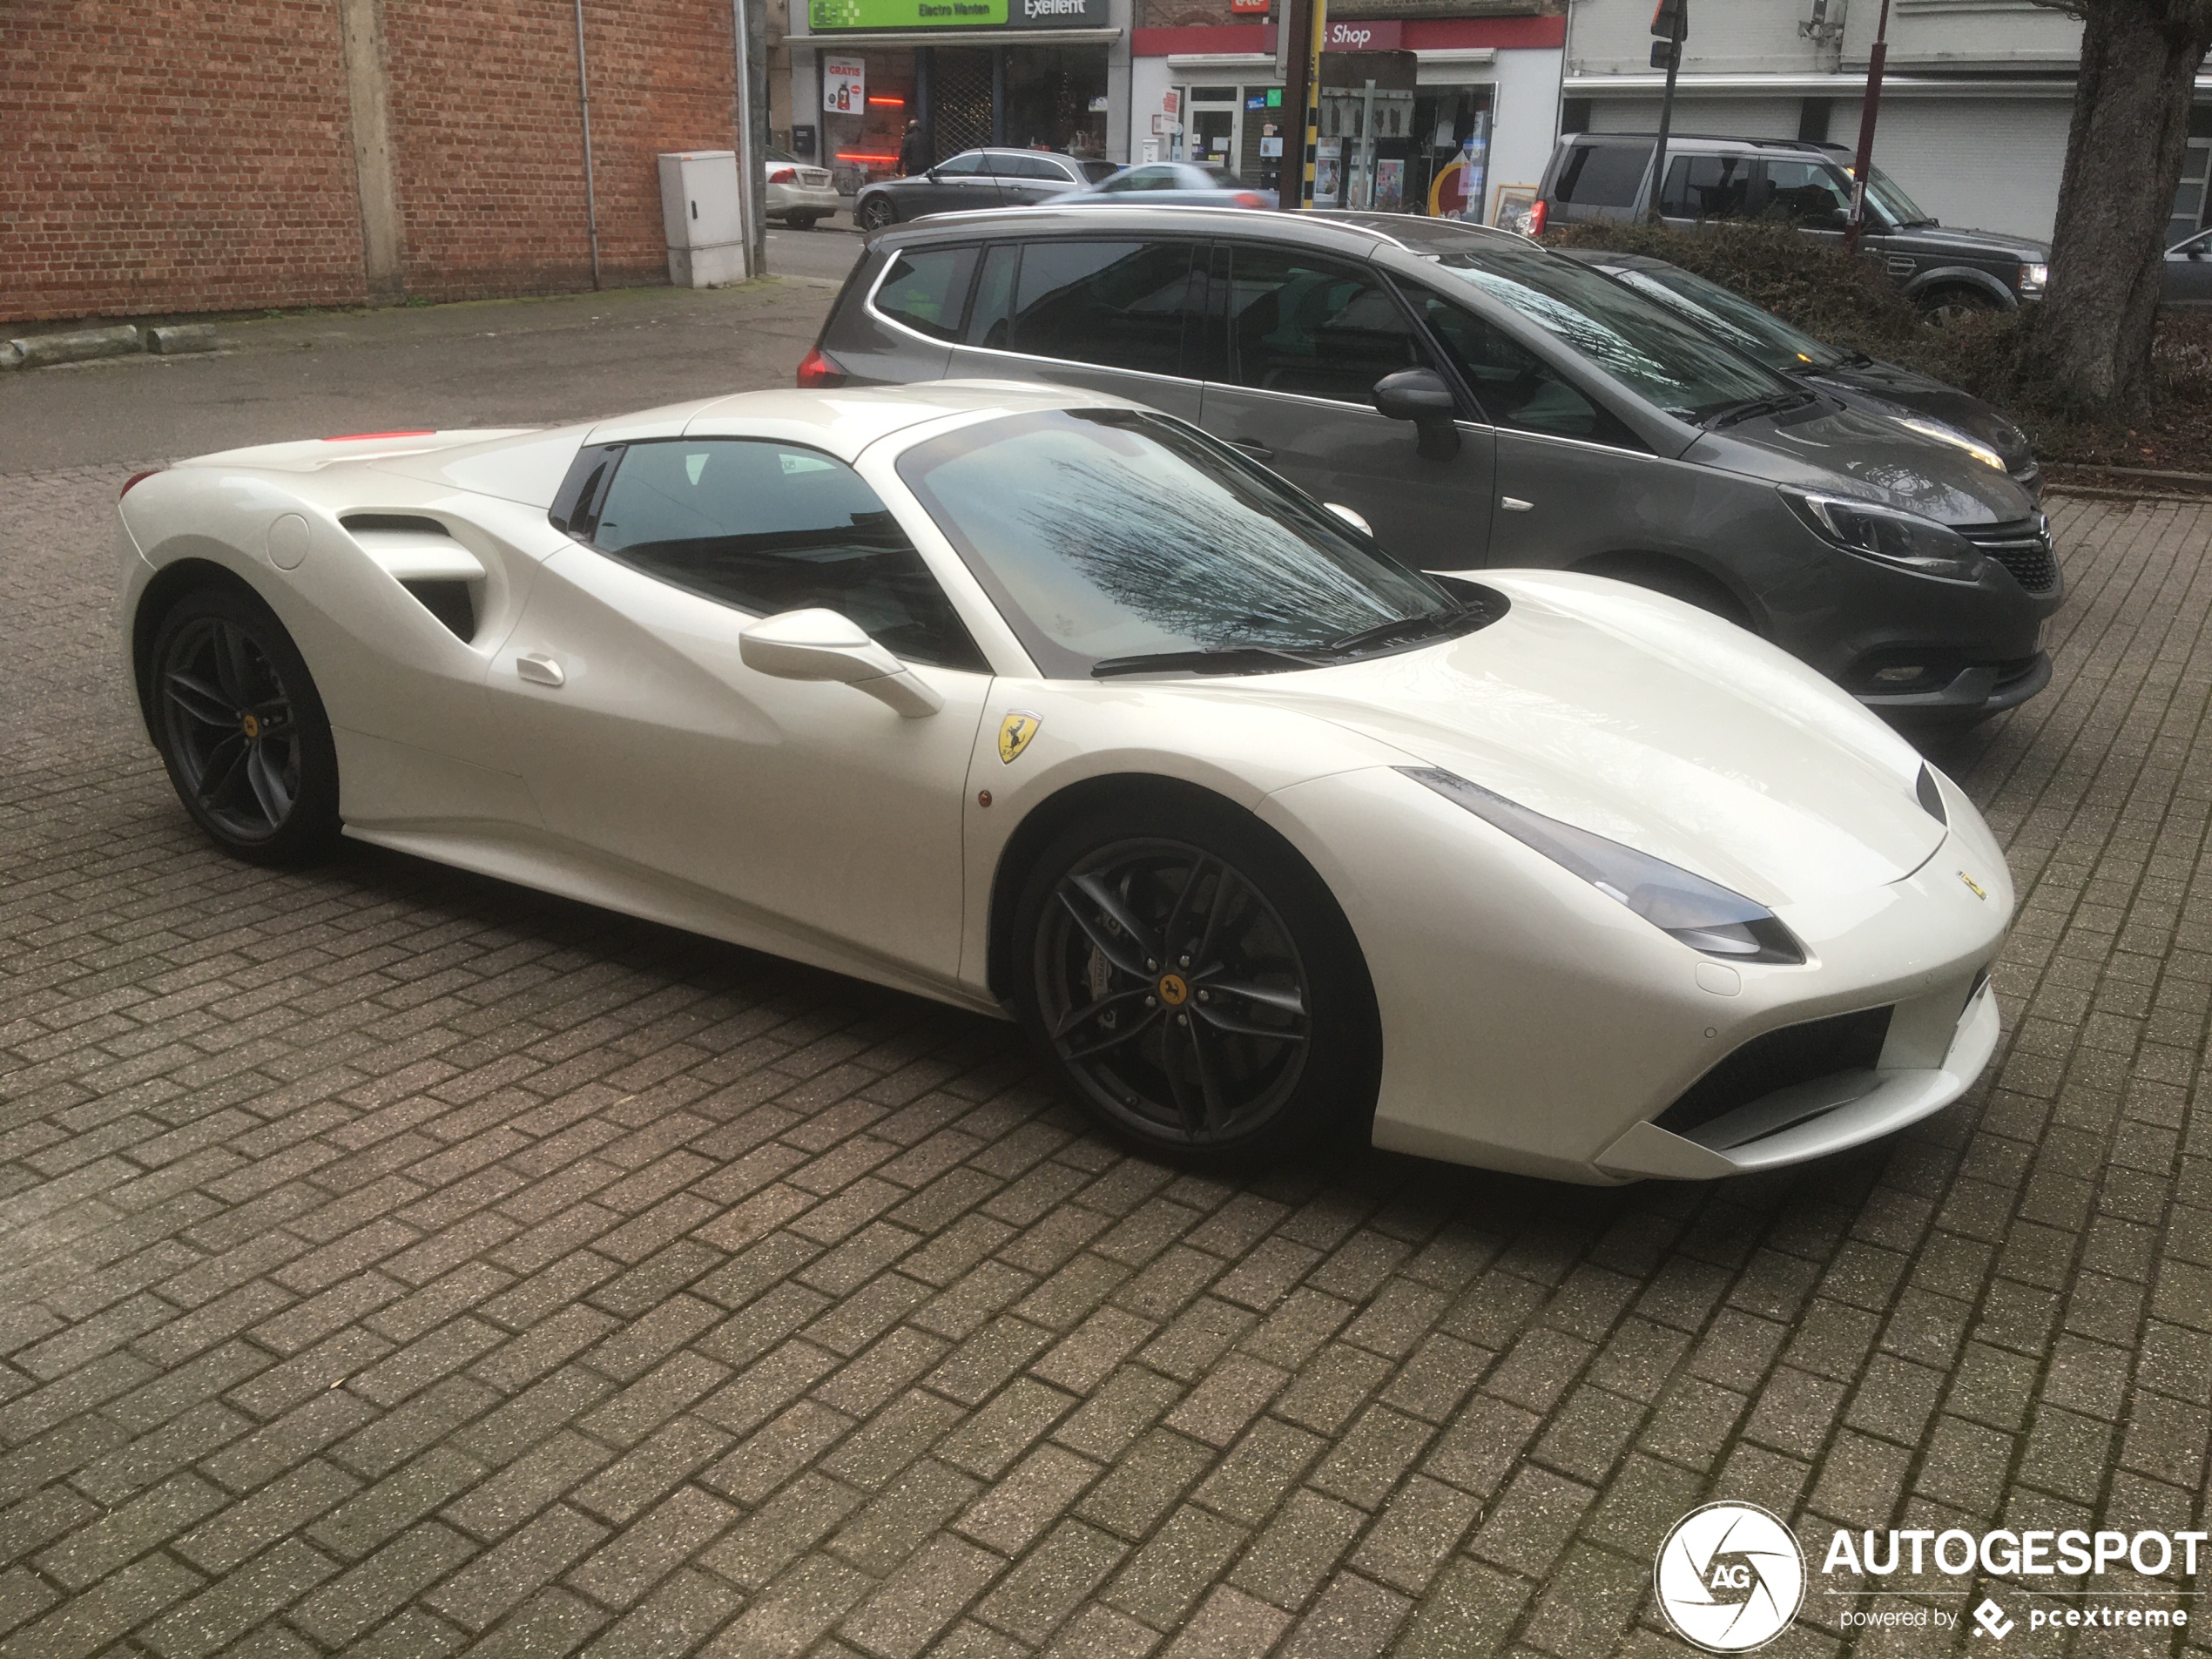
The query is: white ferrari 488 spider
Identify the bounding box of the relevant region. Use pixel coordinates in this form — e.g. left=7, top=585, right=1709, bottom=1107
left=116, top=381, right=2011, bottom=1183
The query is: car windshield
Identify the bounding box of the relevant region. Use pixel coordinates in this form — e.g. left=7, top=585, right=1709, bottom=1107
left=897, top=408, right=1467, bottom=677
left=1203, top=165, right=1241, bottom=187
left=1081, top=159, right=1119, bottom=182
left=1863, top=166, right=1934, bottom=227
left=1425, top=241, right=1794, bottom=421
left=765, top=147, right=799, bottom=165
left=1608, top=264, right=1846, bottom=373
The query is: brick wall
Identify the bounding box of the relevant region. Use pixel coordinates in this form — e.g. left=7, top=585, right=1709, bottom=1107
left=0, top=0, right=742, bottom=325
left=0, top=1, right=370, bottom=325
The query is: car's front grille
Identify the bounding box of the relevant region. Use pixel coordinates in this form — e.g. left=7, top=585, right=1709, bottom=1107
left=1653, top=1006, right=1893, bottom=1138
left=1963, top=516, right=2059, bottom=594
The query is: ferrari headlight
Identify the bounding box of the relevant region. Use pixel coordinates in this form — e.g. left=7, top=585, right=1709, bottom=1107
left=1401, top=768, right=1805, bottom=965
left=1892, top=415, right=2007, bottom=474
left=1780, top=489, right=1986, bottom=583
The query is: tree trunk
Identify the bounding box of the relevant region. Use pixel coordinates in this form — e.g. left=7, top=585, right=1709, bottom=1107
left=2033, top=0, right=2212, bottom=416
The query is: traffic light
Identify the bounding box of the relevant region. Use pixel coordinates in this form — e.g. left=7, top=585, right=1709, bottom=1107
left=1650, top=0, right=1686, bottom=39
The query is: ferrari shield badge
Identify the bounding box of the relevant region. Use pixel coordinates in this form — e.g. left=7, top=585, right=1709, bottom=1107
left=998, top=711, right=1042, bottom=765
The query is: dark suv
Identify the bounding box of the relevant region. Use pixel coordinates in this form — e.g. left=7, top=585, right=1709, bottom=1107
left=803, top=206, right=2062, bottom=721
left=1535, top=134, right=2051, bottom=319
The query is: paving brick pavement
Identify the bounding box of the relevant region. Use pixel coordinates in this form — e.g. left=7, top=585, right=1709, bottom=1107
left=2, top=468, right=2209, bottom=1659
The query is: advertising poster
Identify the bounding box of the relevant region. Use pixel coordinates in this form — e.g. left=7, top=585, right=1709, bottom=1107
left=1313, top=138, right=1341, bottom=207
left=1373, top=158, right=1405, bottom=211
left=822, top=57, right=866, bottom=113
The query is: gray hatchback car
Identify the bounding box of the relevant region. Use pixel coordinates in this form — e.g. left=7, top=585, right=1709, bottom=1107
left=802, top=205, right=2062, bottom=720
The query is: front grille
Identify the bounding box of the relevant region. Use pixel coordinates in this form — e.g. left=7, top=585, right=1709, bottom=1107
left=1963, top=516, right=2059, bottom=594
left=1653, top=1006, right=1892, bottom=1138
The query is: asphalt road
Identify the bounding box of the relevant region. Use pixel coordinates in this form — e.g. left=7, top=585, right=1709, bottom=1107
left=766, top=219, right=868, bottom=285
left=0, top=278, right=843, bottom=473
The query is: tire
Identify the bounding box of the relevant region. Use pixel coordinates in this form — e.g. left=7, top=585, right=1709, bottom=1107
left=858, top=196, right=897, bottom=231
left=145, top=584, right=341, bottom=866
left=1920, top=287, right=1998, bottom=326
left=1013, top=792, right=1379, bottom=1163
left=788, top=213, right=819, bottom=230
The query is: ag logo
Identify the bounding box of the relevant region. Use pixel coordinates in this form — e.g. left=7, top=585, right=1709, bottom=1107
left=998, top=711, right=1042, bottom=765
left=1654, top=1502, right=1804, bottom=1652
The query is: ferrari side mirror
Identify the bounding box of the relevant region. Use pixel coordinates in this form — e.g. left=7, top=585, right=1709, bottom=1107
left=1373, top=368, right=1461, bottom=460
left=739, top=608, right=943, bottom=717
left=1324, top=502, right=1374, bottom=538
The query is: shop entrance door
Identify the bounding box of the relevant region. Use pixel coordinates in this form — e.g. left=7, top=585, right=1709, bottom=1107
left=1184, top=88, right=1239, bottom=171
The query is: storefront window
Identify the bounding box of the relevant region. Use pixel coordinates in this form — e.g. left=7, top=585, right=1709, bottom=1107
left=822, top=49, right=914, bottom=191
left=1003, top=47, right=1109, bottom=155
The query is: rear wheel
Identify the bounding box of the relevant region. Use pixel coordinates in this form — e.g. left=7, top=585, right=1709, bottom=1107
left=147, top=586, right=340, bottom=865
left=1014, top=796, right=1378, bottom=1163
left=788, top=212, right=819, bottom=230
left=858, top=196, right=897, bottom=231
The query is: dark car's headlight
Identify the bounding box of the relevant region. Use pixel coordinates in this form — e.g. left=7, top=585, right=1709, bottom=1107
left=1401, top=768, right=1805, bottom=965
left=1780, top=489, right=1986, bottom=583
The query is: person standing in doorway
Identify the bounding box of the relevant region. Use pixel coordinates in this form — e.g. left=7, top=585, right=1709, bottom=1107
left=899, top=119, right=930, bottom=176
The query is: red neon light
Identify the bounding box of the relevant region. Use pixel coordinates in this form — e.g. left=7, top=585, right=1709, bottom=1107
left=321, top=430, right=435, bottom=442
left=836, top=152, right=899, bottom=162
left=866, top=96, right=905, bottom=105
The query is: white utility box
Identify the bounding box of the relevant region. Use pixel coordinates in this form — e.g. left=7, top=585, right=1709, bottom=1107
left=658, top=151, right=749, bottom=287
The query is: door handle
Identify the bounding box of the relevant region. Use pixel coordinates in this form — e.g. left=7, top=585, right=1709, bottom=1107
left=1230, top=441, right=1275, bottom=460
left=516, top=652, right=565, bottom=687
left=1501, top=496, right=1534, bottom=513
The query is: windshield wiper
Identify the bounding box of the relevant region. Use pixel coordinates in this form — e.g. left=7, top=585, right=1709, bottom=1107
left=1320, top=609, right=1468, bottom=657
left=1090, top=645, right=1322, bottom=679
left=1700, top=389, right=1816, bottom=428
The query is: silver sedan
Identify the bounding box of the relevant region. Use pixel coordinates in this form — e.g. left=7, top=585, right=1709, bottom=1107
left=1065, top=161, right=1277, bottom=210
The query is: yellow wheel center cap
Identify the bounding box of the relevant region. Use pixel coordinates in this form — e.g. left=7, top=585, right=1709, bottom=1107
left=1157, top=973, right=1190, bottom=1007
left=240, top=713, right=261, bottom=740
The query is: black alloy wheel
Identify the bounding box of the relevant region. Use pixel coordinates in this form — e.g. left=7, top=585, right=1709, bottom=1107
left=1016, top=799, right=1378, bottom=1161
left=859, top=196, right=898, bottom=231
left=148, top=586, right=340, bottom=865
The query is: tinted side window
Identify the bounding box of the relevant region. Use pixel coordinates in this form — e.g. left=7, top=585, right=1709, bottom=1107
left=1417, top=297, right=1645, bottom=450
left=1013, top=155, right=1068, bottom=179
left=1224, top=247, right=1428, bottom=404
left=934, top=152, right=987, bottom=176
left=1554, top=142, right=1652, bottom=207
left=1760, top=161, right=1852, bottom=226
left=1010, top=240, right=1197, bottom=376
left=590, top=440, right=987, bottom=670
left=966, top=244, right=1020, bottom=348
left=874, top=247, right=978, bottom=341
left=1660, top=155, right=1754, bottom=219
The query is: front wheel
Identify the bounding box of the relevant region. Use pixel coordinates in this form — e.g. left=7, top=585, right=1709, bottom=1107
left=1920, top=287, right=1998, bottom=326
left=1014, top=796, right=1379, bottom=1163
left=146, top=585, right=341, bottom=865
left=858, top=196, right=897, bottom=231
left=788, top=212, right=819, bottom=230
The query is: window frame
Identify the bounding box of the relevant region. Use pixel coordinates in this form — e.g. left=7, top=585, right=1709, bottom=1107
left=1200, top=239, right=1454, bottom=415
left=548, top=435, right=991, bottom=673
left=884, top=235, right=1207, bottom=387
left=864, top=241, right=987, bottom=347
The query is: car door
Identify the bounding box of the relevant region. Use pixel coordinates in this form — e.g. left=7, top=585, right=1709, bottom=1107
left=1408, top=288, right=1686, bottom=571
left=1757, top=158, right=1853, bottom=251
left=998, top=153, right=1079, bottom=206
left=486, top=435, right=993, bottom=981
left=915, top=151, right=1005, bottom=216
left=1196, top=241, right=1494, bottom=570
left=2167, top=229, right=2212, bottom=305
left=947, top=237, right=1207, bottom=421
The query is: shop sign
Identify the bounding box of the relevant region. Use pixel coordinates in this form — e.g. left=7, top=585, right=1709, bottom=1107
left=1323, top=18, right=1402, bottom=48
left=1230, top=0, right=1270, bottom=13
left=823, top=57, right=866, bottom=111
left=807, top=0, right=1105, bottom=29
